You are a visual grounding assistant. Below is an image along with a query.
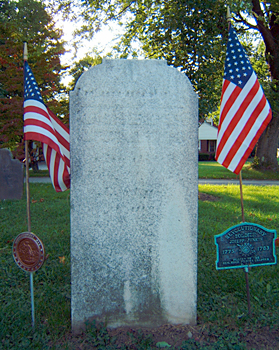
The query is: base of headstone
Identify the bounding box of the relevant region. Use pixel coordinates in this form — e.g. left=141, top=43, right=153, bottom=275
left=70, top=59, right=198, bottom=331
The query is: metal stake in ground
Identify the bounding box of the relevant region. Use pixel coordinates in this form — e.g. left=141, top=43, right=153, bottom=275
left=12, top=232, right=45, bottom=328
left=238, top=171, right=251, bottom=315
left=22, top=41, right=36, bottom=327
left=244, top=266, right=251, bottom=315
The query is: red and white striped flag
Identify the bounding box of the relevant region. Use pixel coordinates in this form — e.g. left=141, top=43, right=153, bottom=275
left=23, top=61, right=70, bottom=192
left=216, top=25, right=272, bottom=174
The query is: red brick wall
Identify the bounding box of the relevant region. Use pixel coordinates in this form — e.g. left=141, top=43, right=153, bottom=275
left=199, top=140, right=216, bottom=154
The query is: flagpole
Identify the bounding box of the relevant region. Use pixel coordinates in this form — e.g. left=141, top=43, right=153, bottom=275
left=239, top=169, right=251, bottom=314
left=24, top=141, right=31, bottom=231
left=239, top=171, right=245, bottom=222
left=23, top=42, right=35, bottom=328
left=24, top=43, right=31, bottom=233
left=227, top=6, right=245, bottom=224
left=25, top=146, right=31, bottom=232
left=226, top=7, right=251, bottom=315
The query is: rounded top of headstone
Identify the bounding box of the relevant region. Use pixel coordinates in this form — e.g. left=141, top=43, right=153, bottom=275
left=71, top=59, right=196, bottom=99
left=0, top=148, right=14, bottom=161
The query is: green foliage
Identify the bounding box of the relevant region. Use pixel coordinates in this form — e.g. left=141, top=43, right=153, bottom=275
left=83, top=320, right=118, bottom=349
left=207, top=37, right=271, bottom=125
left=206, top=105, right=220, bottom=126
left=156, top=341, right=171, bottom=348
left=249, top=41, right=279, bottom=118
left=57, top=0, right=278, bottom=116
left=67, top=52, right=102, bottom=89
left=58, top=0, right=229, bottom=117
left=0, top=0, right=68, bottom=152
left=57, top=0, right=279, bottom=170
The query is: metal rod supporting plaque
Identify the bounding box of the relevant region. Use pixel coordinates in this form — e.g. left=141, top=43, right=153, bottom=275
left=13, top=232, right=45, bottom=329
left=30, top=272, right=35, bottom=328
left=244, top=267, right=251, bottom=315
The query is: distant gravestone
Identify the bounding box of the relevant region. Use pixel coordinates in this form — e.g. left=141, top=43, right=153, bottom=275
left=70, top=59, right=198, bottom=331
left=0, top=149, right=23, bottom=200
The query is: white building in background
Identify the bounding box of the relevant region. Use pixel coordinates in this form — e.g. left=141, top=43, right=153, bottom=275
left=198, top=121, right=218, bottom=156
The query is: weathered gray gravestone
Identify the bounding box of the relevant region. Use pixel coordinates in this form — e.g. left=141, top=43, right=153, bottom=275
left=70, top=59, right=198, bottom=331
left=0, top=149, right=23, bottom=200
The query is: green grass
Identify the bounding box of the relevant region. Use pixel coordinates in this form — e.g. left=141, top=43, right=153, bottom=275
left=26, top=169, right=50, bottom=177
left=26, top=160, right=279, bottom=180
left=1, top=184, right=279, bottom=349
left=0, top=185, right=70, bottom=349
left=198, top=185, right=279, bottom=325
left=198, top=160, right=279, bottom=180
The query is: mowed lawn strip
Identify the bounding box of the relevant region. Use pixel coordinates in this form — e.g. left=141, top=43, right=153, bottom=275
left=198, top=184, right=279, bottom=327
left=199, top=160, right=279, bottom=180
left=27, top=159, right=279, bottom=180
left=1, top=184, right=279, bottom=348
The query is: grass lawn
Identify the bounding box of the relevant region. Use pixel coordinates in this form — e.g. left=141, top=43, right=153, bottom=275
left=28, top=160, right=279, bottom=180
left=28, top=170, right=49, bottom=177
left=1, top=184, right=279, bottom=349
left=199, top=160, right=279, bottom=180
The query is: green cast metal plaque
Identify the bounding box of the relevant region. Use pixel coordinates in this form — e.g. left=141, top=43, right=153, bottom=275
left=215, top=222, right=277, bottom=270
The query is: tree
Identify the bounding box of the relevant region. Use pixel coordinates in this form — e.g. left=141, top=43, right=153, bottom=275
left=58, top=0, right=279, bottom=170
left=226, top=1, right=279, bottom=170
left=58, top=0, right=229, bottom=118
left=0, top=0, right=67, bottom=159
left=67, top=52, right=102, bottom=90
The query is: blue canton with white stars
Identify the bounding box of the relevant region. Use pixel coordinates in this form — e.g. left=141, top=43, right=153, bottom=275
left=224, top=26, right=253, bottom=89
left=24, top=62, right=44, bottom=103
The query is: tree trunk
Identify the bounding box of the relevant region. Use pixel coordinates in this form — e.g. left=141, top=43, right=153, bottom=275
left=250, top=0, right=279, bottom=171
left=254, top=112, right=279, bottom=171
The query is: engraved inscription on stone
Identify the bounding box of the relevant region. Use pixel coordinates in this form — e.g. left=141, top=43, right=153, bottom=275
left=13, top=232, right=45, bottom=272
left=215, top=222, right=277, bottom=270
left=0, top=149, right=23, bottom=200
left=70, top=59, right=198, bottom=330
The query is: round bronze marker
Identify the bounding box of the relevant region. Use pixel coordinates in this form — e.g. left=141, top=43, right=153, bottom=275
left=13, top=232, right=45, bottom=272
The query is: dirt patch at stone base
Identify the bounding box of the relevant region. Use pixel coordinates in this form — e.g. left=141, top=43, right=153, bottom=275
left=56, top=320, right=279, bottom=349
left=198, top=192, right=220, bottom=202
left=106, top=323, right=279, bottom=349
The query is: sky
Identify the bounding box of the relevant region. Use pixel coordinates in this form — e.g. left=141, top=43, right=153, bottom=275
left=59, top=20, right=125, bottom=65
left=57, top=18, right=126, bottom=85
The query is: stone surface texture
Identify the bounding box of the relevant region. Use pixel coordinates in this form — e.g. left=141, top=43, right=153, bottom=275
left=70, top=59, right=198, bottom=330
left=0, top=149, right=23, bottom=200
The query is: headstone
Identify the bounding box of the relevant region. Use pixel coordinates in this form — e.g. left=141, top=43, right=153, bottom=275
left=0, top=149, right=23, bottom=200
left=70, top=59, right=198, bottom=331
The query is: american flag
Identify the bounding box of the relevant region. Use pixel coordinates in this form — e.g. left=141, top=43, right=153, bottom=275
left=23, top=61, right=70, bottom=192
left=215, top=25, right=272, bottom=174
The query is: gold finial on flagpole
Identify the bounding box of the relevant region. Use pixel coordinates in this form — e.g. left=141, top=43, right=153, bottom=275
left=227, top=6, right=232, bottom=29
left=227, top=6, right=232, bottom=22
left=23, top=42, right=28, bottom=61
